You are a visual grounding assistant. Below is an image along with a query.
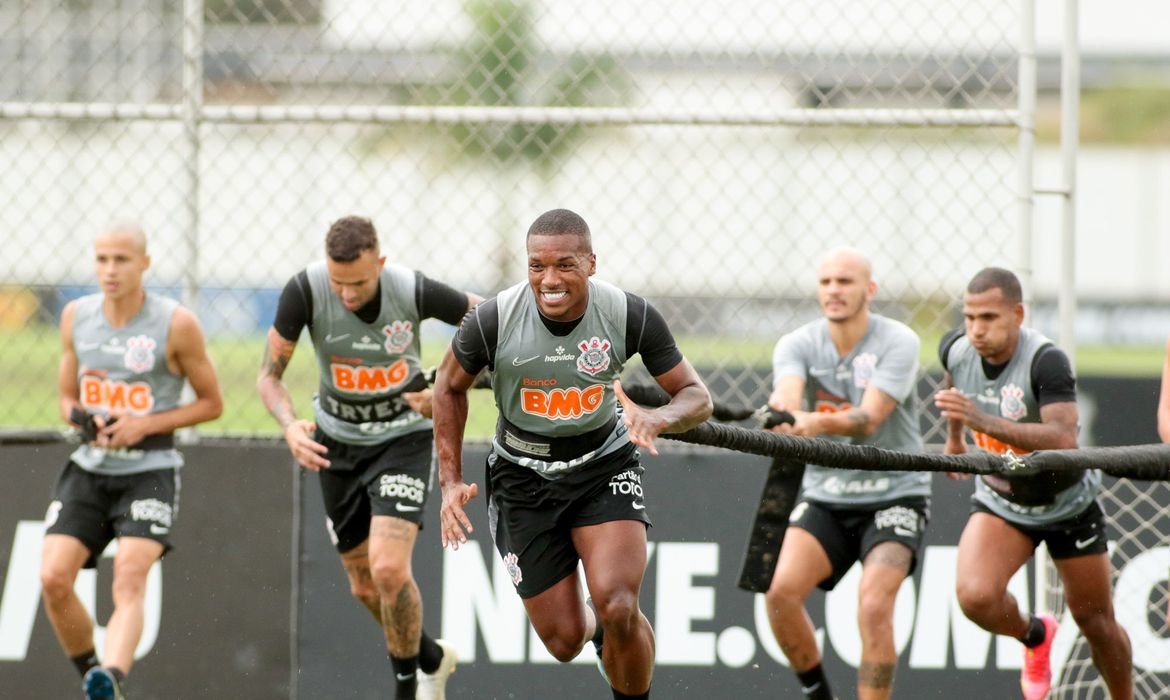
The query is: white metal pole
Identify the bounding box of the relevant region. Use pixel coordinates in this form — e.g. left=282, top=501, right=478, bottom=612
left=1017, top=0, right=1037, bottom=306
left=176, top=2, right=202, bottom=451
left=1059, top=0, right=1079, bottom=368
left=181, top=0, right=203, bottom=314
left=1018, top=0, right=1054, bottom=615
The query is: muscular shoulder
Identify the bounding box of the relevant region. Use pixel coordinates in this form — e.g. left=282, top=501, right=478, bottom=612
left=167, top=305, right=206, bottom=347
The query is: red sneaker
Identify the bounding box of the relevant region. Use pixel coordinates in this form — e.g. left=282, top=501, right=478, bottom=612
left=1021, top=613, right=1059, bottom=700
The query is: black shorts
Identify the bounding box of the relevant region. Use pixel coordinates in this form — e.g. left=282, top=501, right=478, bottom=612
left=316, top=429, right=435, bottom=553
left=486, top=444, right=651, bottom=599
left=45, top=461, right=179, bottom=569
left=971, top=500, right=1109, bottom=559
left=790, top=497, right=929, bottom=591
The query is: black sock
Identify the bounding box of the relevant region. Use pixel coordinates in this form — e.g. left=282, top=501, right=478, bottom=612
left=796, top=664, right=834, bottom=700
left=1022, top=615, right=1047, bottom=647
left=70, top=650, right=99, bottom=678
left=612, top=687, right=650, bottom=700
left=591, top=622, right=605, bottom=654
left=418, top=631, right=444, bottom=674
left=389, top=654, right=419, bottom=699
left=107, top=667, right=126, bottom=683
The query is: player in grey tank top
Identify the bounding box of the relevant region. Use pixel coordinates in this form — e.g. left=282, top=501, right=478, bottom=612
left=257, top=216, right=479, bottom=700
left=761, top=247, right=928, bottom=700
left=433, top=209, right=712, bottom=700
left=935, top=267, right=1131, bottom=700
left=42, top=223, right=223, bottom=700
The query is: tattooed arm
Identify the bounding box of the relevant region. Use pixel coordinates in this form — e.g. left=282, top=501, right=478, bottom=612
left=257, top=326, right=330, bottom=470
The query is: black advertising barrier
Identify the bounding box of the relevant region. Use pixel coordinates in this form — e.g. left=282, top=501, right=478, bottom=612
left=0, top=441, right=293, bottom=699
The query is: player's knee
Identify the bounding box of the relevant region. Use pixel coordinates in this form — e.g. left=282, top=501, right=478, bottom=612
left=542, top=635, right=585, bottom=664
left=369, top=558, right=410, bottom=595
left=764, top=580, right=804, bottom=615
left=40, top=566, right=77, bottom=603
left=1070, top=607, right=1120, bottom=645
left=857, top=590, right=895, bottom=634
left=110, top=568, right=150, bottom=603
left=593, top=588, right=640, bottom=632
left=954, top=580, right=994, bottom=621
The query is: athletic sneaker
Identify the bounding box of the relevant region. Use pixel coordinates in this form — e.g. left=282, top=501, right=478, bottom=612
left=1021, top=613, right=1059, bottom=700
left=417, top=638, right=458, bottom=700
left=82, top=667, right=125, bottom=700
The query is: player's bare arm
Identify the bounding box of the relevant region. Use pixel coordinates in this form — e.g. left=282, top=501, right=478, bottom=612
left=935, top=388, right=1078, bottom=452
left=797, top=385, right=896, bottom=439
left=614, top=357, right=712, bottom=456
left=57, top=301, right=82, bottom=425
left=257, top=326, right=330, bottom=470
left=98, top=307, right=224, bottom=448
left=401, top=291, right=483, bottom=420
left=432, top=349, right=479, bottom=549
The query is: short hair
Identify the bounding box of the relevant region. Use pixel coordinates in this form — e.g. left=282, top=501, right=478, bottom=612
left=326, top=216, right=379, bottom=262
left=526, top=209, right=592, bottom=252
left=967, top=266, right=1022, bottom=305
left=100, top=222, right=148, bottom=254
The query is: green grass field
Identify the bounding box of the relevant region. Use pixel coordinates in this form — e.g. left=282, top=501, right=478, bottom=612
left=2, top=325, right=1164, bottom=438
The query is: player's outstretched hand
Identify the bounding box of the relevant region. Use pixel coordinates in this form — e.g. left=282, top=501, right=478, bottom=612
left=284, top=419, right=330, bottom=471
left=440, top=481, right=479, bottom=550
left=614, top=379, right=670, bottom=456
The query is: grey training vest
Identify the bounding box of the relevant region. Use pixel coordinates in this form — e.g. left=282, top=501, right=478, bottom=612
left=69, top=293, right=185, bottom=475
left=491, top=278, right=630, bottom=477
left=772, top=314, right=930, bottom=506
left=306, top=261, right=431, bottom=446
left=945, top=327, right=1099, bottom=526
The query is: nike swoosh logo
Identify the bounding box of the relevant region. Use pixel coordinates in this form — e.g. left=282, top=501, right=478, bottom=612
left=149, top=524, right=169, bottom=535
left=894, top=527, right=916, bottom=537
left=396, top=503, right=421, bottom=512
left=512, top=355, right=541, bottom=366
left=631, top=502, right=646, bottom=510
left=325, top=333, right=350, bottom=343
left=395, top=672, right=415, bottom=681
left=1075, top=535, right=1099, bottom=549
left=801, top=681, right=822, bottom=693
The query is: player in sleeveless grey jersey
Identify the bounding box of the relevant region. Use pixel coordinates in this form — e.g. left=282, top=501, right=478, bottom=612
left=431, top=209, right=712, bottom=700
left=761, top=247, right=928, bottom=700
left=257, top=216, right=479, bottom=700
left=41, top=224, right=223, bottom=700
left=935, top=267, right=1131, bottom=700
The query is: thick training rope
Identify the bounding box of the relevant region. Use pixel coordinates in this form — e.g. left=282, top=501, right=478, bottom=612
left=662, top=419, right=1170, bottom=481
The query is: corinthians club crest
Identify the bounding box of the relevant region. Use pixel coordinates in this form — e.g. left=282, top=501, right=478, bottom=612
left=124, top=335, right=157, bottom=373
left=576, top=336, right=611, bottom=376
left=381, top=320, right=413, bottom=354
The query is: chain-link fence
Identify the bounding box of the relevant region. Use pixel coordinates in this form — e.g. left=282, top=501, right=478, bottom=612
left=0, top=0, right=1022, bottom=440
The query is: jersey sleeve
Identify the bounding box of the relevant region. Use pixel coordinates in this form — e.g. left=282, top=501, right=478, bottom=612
left=625, top=293, right=684, bottom=377
left=272, top=271, right=311, bottom=342
left=771, top=329, right=810, bottom=384
left=415, top=271, right=471, bottom=325
left=450, top=297, right=498, bottom=375
left=867, top=324, right=920, bottom=403
left=938, top=327, right=964, bottom=371
left=1031, top=345, right=1077, bottom=406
